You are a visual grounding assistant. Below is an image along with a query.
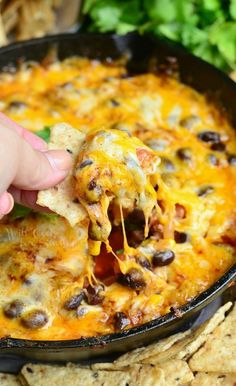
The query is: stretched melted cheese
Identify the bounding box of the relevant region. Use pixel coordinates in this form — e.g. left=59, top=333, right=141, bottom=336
left=0, top=57, right=235, bottom=340
left=74, top=128, right=160, bottom=241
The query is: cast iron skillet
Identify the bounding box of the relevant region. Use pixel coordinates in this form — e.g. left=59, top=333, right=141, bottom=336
left=0, top=32, right=235, bottom=364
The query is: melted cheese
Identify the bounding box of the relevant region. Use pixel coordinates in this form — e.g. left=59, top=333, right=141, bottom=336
left=0, top=57, right=235, bottom=340
left=74, top=128, right=160, bottom=241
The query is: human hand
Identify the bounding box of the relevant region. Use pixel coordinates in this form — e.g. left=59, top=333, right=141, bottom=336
left=0, top=113, right=72, bottom=219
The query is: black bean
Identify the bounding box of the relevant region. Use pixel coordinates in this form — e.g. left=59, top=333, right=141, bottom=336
left=208, top=154, right=218, bottom=166
left=88, top=179, right=97, bottom=190
left=137, top=256, right=152, bottom=270
left=8, top=101, right=27, bottom=110
left=120, top=73, right=130, bottom=79
left=3, top=300, right=24, bottom=319
left=2, top=64, right=17, bottom=74
left=76, top=307, right=87, bottom=317
left=152, top=250, right=175, bottom=267
left=198, top=185, right=214, bottom=197
left=160, top=157, right=175, bottom=172
left=24, top=278, right=32, bottom=286
left=145, top=139, right=167, bottom=151
left=126, top=209, right=145, bottom=227
left=228, top=154, right=236, bottom=165
left=85, top=285, right=104, bottom=305
left=110, top=99, right=120, bottom=107
left=117, top=268, right=146, bottom=290
left=78, top=159, right=93, bottom=169
left=21, top=310, right=48, bottom=329
left=86, top=183, right=103, bottom=204
left=104, top=76, right=114, bottom=82
left=174, top=231, right=188, bottom=243
left=113, top=312, right=130, bottom=331
left=64, top=291, right=85, bottom=310
left=198, top=131, right=220, bottom=143
left=210, top=142, right=225, bottom=152
left=176, top=148, right=192, bottom=161
left=59, top=82, right=73, bottom=90
left=111, top=123, right=132, bottom=136
left=179, top=115, right=201, bottom=129
left=128, top=230, right=145, bottom=248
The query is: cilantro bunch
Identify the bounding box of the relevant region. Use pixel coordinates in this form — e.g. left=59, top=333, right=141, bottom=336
left=82, top=0, right=236, bottom=71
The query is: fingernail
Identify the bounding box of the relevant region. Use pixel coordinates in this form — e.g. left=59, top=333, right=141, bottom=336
left=46, top=150, right=72, bottom=172
left=0, top=192, right=14, bottom=216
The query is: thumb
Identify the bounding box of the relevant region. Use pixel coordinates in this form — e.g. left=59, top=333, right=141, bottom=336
left=0, top=124, right=72, bottom=193
left=14, top=148, right=72, bottom=191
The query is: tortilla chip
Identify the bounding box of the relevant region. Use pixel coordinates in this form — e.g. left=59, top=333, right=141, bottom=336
left=37, top=123, right=87, bottom=226
left=91, top=362, right=116, bottom=371
left=177, top=301, right=232, bottom=360
left=129, top=364, right=165, bottom=386
left=191, top=372, right=236, bottom=385
left=92, top=361, right=193, bottom=385
left=0, top=373, right=21, bottom=386
left=231, top=72, right=236, bottom=82
left=141, top=302, right=232, bottom=364
left=159, top=359, right=194, bottom=384
left=20, top=363, right=130, bottom=386
left=113, top=330, right=190, bottom=368
left=189, top=302, right=236, bottom=373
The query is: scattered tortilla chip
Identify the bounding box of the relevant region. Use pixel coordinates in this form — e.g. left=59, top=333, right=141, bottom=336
left=159, top=359, right=194, bottom=385
left=141, top=302, right=232, bottom=364
left=20, top=363, right=130, bottom=386
left=91, top=362, right=116, bottom=371
left=113, top=330, right=190, bottom=368
left=177, top=301, right=232, bottom=360
left=0, top=373, right=21, bottom=386
left=231, top=72, right=236, bottom=82
left=189, top=303, right=236, bottom=373
left=191, top=372, right=236, bottom=386
left=37, top=123, right=87, bottom=226
left=129, top=364, right=165, bottom=386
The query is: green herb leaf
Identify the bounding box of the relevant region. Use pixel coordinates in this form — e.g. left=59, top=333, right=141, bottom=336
left=36, top=126, right=51, bottom=143
left=90, top=0, right=123, bottom=32
left=230, top=0, right=236, bottom=20
left=38, top=213, right=59, bottom=220
left=116, top=23, right=137, bottom=34
left=144, top=0, right=177, bottom=23
left=209, top=22, right=236, bottom=68
left=116, top=249, right=124, bottom=254
left=175, top=0, right=198, bottom=24
left=180, top=24, right=208, bottom=49
left=154, top=22, right=180, bottom=41
left=82, top=0, right=98, bottom=13
left=10, top=204, right=32, bottom=220
left=120, top=0, right=144, bottom=25
left=83, top=0, right=236, bottom=71
left=193, top=41, right=227, bottom=69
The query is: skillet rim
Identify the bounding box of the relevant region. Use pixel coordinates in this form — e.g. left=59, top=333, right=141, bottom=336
left=0, top=31, right=235, bottom=350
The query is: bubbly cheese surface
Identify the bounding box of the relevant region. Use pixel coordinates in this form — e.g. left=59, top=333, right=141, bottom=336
left=0, top=57, right=235, bottom=340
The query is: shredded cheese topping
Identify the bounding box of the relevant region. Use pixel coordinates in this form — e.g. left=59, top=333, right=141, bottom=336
left=0, top=57, right=235, bottom=340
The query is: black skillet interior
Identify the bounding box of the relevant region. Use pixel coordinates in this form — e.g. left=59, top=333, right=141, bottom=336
left=0, top=32, right=235, bottom=368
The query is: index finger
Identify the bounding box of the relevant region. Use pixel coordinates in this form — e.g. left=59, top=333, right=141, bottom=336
left=0, top=112, right=47, bottom=151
